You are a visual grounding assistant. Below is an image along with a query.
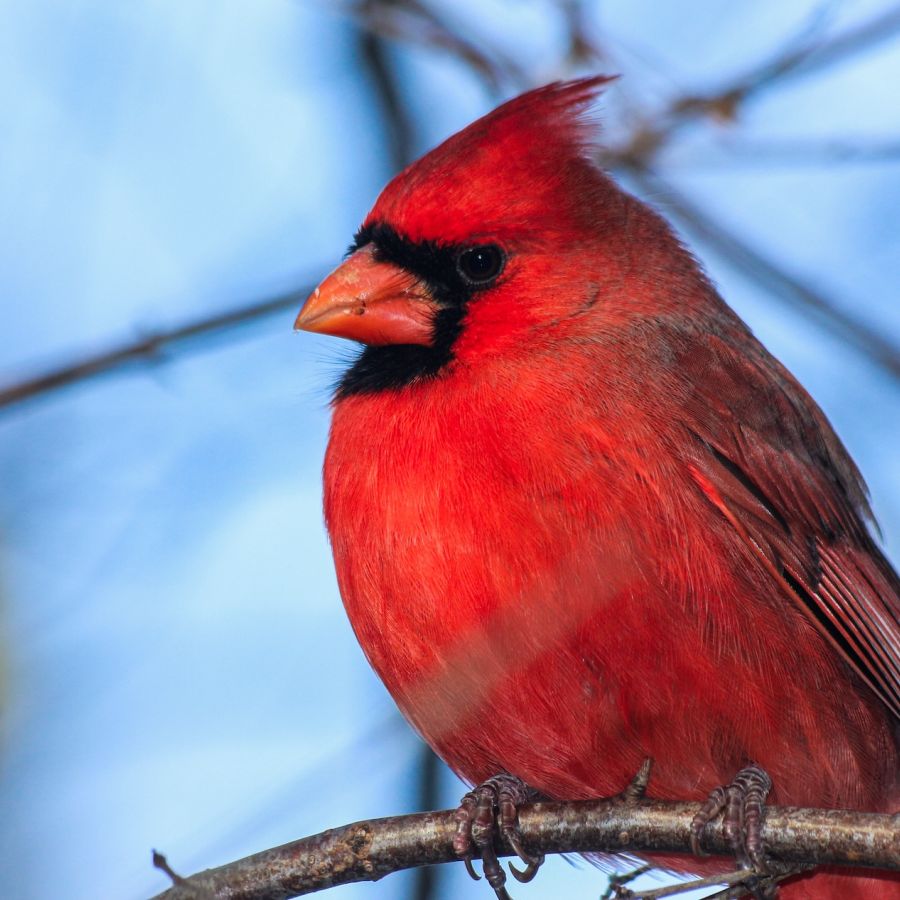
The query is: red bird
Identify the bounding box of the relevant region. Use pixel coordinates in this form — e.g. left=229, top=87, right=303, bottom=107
left=296, top=79, right=900, bottom=899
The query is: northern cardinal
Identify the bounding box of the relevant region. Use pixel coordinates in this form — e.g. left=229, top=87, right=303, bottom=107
left=295, top=78, right=899, bottom=898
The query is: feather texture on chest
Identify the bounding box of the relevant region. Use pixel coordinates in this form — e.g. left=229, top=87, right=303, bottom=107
left=324, top=361, right=648, bottom=684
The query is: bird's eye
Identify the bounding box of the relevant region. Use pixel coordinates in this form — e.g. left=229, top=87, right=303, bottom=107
left=456, top=245, right=505, bottom=285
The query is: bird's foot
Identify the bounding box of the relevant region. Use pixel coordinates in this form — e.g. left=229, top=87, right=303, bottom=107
left=691, top=763, right=775, bottom=898
left=453, top=773, right=544, bottom=899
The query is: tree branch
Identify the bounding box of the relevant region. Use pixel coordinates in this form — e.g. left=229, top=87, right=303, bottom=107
left=0, top=285, right=312, bottom=412
left=606, top=4, right=900, bottom=167
left=149, top=798, right=899, bottom=900
left=347, top=0, right=524, bottom=93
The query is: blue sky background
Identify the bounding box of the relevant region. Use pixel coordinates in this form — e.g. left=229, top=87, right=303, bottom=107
left=0, top=2, right=898, bottom=899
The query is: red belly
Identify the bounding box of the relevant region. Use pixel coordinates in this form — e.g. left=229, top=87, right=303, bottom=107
left=323, top=389, right=898, bottom=899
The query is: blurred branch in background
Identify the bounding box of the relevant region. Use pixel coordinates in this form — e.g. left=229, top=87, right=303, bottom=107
left=656, top=137, right=900, bottom=169
left=603, top=2, right=900, bottom=167
left=558, top=0, right=605, bottom=66
left=346, top=0, right=525, bottom=93
left=0, top=285, right=311, bottom=411
left=3, top=1, right=900, bottom=412
left=624, top=167, right=900, bottom=378
left=358, top=0, right=418, bottom=174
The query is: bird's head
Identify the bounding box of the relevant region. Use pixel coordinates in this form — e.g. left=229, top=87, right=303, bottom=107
left=296, top=77, right=680, bottom=397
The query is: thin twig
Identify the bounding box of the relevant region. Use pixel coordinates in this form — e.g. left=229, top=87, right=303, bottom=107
left=149, top=799, right=899, bottom=900
left=609, top=4, right=900, bottom=167
left=738, top=2, right=900, bottom=96
left=600, top=862, right=653, bottom=899
left=700, top=864, right=816, bottom=900
left=0, top=285, right=312, bottom=412
left=676, top=3, right=900, bottom=121
left=615, top=867, right=752, bottom=899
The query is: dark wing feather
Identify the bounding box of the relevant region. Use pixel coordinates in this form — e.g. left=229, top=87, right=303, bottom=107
left=669, top=321, right=900, bottom=720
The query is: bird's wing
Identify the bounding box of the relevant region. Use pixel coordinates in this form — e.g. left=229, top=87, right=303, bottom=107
left=671, top=325, right=900, bottom=720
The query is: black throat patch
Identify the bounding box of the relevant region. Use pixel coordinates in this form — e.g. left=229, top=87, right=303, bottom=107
left=335, top=223, right=476, bottom=398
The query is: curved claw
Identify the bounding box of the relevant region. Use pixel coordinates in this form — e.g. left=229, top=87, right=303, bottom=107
left=509, top=853, right=544, bottom=883
left=463, top=855, right=481, bottom=882
left=505, top=830, right=543, bottom=870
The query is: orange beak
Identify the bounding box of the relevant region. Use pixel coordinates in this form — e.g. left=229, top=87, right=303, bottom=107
left=294, top=244, right=436, bottom=346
